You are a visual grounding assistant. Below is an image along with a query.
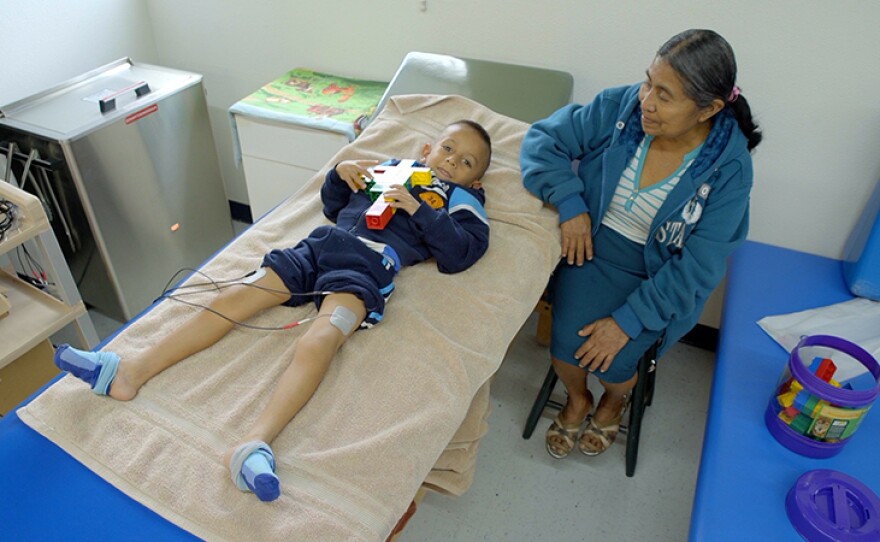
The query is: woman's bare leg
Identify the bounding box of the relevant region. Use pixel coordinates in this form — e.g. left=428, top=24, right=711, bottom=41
left=594, top=372, right=638, bottom=424
left=551, top=356, right=594, bottom=423
left=546, top=356, right=593, bottom=455
left=577, top=372, right=639, bottom=454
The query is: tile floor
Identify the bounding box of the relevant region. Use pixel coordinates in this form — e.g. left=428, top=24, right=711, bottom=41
left=401, top=313, right=715, bottom=541
left=51, top=249, right=715, bottom=542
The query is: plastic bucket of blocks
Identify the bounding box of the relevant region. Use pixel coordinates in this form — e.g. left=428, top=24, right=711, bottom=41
left=765, top=335, right=880, bottom=458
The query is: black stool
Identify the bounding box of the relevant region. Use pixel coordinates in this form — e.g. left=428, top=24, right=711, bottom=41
left=522, top=341, right=659, bottom=477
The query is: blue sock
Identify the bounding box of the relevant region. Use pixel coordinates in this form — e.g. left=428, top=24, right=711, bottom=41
left=230, top=441, right=281, bottom=502
left=54, top=344, right=120, bottom=395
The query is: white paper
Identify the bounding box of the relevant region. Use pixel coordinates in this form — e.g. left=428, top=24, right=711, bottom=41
left=757, top=298, right=880, bottom=383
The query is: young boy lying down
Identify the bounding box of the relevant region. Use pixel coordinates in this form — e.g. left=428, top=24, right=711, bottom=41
left=54, top=120, right=492, bottom=502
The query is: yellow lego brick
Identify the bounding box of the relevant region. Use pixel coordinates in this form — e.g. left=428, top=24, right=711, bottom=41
left=778, top=409, right=795, bottom=424
left=777, top=391, right=797, bottom=408
left=410, top=168, right=432, bottom=185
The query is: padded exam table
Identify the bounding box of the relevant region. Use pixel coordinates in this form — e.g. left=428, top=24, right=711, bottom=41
left=0, top=53, right=572, bottom=540
left=689, top=240, right=880, bottom=540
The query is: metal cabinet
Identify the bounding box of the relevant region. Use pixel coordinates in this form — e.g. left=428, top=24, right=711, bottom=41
left=0, top=59, right=233, bottom=321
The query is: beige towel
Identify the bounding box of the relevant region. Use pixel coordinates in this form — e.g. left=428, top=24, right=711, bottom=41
left=19, top=95, right=561, bottom=541
left=447, top=378, right=492, bottom=446
left=423, top=380, right=491, bottom=496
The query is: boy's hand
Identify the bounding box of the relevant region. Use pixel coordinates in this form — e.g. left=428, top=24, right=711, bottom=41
left=383, top=184, right=421, bottom=215
left=335, top=160, right=379, bottom=192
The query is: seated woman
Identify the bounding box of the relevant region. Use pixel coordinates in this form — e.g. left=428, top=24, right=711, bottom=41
left=520, top=29, right=762, bottom=459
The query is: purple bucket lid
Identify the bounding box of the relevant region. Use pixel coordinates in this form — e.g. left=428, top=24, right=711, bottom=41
left=790, top=335, right=880, bottom=407
left=786, top=469, right=880, bottom=541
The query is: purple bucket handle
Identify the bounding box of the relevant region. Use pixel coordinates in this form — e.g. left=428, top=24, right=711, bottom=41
left=790, top=335, right=880, bottom=408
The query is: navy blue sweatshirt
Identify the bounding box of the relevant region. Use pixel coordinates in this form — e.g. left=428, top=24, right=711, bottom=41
left=320, top=159, right=490, bottom=273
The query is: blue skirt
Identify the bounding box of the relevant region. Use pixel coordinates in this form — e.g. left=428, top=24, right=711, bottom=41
left=550, top=225, right=662, bottom=383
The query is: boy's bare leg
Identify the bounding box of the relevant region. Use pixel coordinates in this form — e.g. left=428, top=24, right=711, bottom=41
left=108, top=269, right=292, bottom=401
left=224, top=292, right=366, bottom=464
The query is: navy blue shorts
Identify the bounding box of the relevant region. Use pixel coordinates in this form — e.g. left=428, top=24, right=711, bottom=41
left=550, top=226, right=662, bottom=383
left=261, top=226, right=397, bottom=327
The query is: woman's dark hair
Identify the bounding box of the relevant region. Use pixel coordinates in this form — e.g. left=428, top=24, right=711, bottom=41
left=658, top=29, right=762, bottom=151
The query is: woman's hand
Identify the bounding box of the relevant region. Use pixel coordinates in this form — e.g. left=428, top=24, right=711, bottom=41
left=561, top=213, right=593, bottom=265
left=335, top=160, right=379, bottom=192
left=383, top=184, right=421, bottom=215
left=574, top=317, right=629, bottom=373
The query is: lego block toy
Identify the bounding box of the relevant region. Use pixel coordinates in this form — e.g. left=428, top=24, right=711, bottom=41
left=803, top=395, right=820, bottom=416
left=366, top=199, right=394, bottom=229
left=779, top=409, right=796, bottom=424
left=789, top=413, right=813, bottom=434
left=777, top=390, right=797, bottom=408
left=793, top=391, right=811, bottom=411
left=409, top=168, right=432, bottom=186
left=810, top=357, right=837, bottom=382
left=366, top=160, right=433, bottom=201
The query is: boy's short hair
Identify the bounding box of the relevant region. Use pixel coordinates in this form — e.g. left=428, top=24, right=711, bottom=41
left=450, top=120, right=492, bottom=177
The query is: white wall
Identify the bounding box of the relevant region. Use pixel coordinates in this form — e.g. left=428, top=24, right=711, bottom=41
left=141, top=0, right=880, bottom=263
left=4, top=1, right=880, bottom=325
left=0, top=0, right=158, bottom=105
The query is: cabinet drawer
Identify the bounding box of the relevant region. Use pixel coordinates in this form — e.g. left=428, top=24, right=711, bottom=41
left=236, top=115, right=349, bottom=170
left=242, top=156, right=321, bottom=221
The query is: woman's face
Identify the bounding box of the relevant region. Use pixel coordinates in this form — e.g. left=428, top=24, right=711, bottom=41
left=638, top=58, right=719, bottom=142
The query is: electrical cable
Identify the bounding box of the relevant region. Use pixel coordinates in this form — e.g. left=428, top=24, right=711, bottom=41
left=161, top=293, right=330, bottom=331
left=74, top=243, right=95, bottom=287
left=0, top=197, right=16, bottom=242
left=16, top=245, right=49, bottom=287
left=0, top=193, right=49, bottom=285
left=158, top=267, right=337, bottom=332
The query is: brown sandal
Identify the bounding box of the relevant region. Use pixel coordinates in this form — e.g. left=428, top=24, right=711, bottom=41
left=545, top=414, right=583, bottom=459
left=578, top=395, right=629, bottom=456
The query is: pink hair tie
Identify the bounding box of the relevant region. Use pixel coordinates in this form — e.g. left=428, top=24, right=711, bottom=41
left=728, top=85, right=741, bottom=103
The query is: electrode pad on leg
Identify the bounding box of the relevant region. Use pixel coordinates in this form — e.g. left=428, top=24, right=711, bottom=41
left=243, top=267, right=267, bottom=284
left=329, top=305, right=358, bottom=336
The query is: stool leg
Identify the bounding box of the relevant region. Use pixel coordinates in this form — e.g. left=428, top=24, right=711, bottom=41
left=645, top=357, right=657, bottom=406
left=523, top=366, right=558, bottom=439
left=625, top=350, right=653, bottom=477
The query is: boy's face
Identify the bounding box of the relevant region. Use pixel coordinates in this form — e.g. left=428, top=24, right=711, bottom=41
left=420, top=124, right=490, bottom=188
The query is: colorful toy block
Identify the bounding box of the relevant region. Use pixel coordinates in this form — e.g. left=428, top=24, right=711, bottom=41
left=793, top=391, right=810, bottom=411
left=803, top=395, right=820, bottom=416
left=810, top=357, right=837, bottom=382
left=365, top=160, right=433, bottom=202
left=789, top=413, right=813, bottom=434
left=779, top=409, right=796, bottom=424
left=777, top=390, right=797, bottom=408
left=365, top=199, right=394, bottom=229
left=783, top=405, right=799, bottom=419
left=409, top=168, right=432, bottom=186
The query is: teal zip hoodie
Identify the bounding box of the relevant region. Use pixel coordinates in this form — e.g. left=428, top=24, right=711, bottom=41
left=520, top=83, right=753, bottom=354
